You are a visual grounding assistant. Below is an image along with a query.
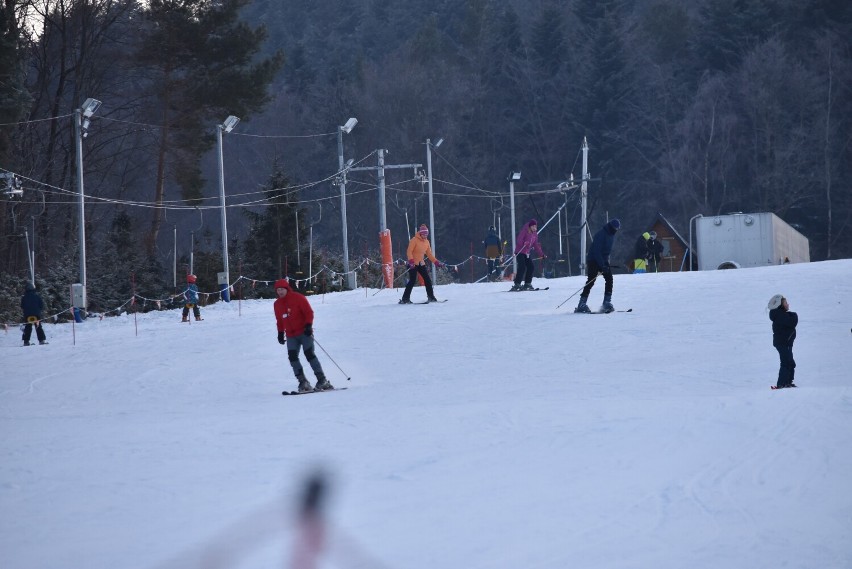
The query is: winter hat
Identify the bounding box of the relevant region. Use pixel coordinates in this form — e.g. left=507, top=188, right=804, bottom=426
left=608, top=218, right=621, bottom=231
left=488, top=225, right=496, bottom=232
left=274, top=278, right=291, bottom=290
left=649, top=231, right=657, bottom=239
left=642, top=232, right=651, bottom=240
left=186, top=274, right=197, bottom=283
left=418, top=224, right=429, bottom=236
left=767, top=294, right=784, bottom=310
left=528, top=219, right=538, bottom=227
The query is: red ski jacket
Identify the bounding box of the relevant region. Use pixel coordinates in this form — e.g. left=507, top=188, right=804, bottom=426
left=273, top=280, right=314, bottom=337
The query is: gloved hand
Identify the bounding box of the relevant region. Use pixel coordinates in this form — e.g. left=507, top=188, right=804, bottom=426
left=407, top=259, right=416, bottom=269
left=434, top=260, right=444, bottom=268
left=277, top=331, right=285, bottom=344
left=304, top=323, right=313, bottom=337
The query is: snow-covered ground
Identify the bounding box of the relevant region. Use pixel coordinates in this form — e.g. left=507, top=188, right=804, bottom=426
left=2, top=260, right=851, bottom=569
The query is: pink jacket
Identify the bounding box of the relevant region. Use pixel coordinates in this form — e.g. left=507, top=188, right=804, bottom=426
left=514, top=220, right=544, bottom=257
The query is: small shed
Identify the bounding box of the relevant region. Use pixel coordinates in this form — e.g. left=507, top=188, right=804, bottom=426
left=646, top=213, right=691, bottom=272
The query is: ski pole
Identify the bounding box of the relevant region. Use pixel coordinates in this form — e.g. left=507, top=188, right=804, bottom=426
left=314, top=338, right=351, bottom=381
left=556, top=274, right=597, bottom=309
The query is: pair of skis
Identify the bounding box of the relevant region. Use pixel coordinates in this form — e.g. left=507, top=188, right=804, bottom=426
left=282, top=387, right=348, bottom=396
left=574, top=308, right=633, bottom=314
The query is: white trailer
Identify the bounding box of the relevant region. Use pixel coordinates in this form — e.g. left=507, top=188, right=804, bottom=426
left=695, top=212, right=809, bottom=270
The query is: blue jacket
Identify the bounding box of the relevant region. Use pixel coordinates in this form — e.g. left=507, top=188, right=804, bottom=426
left=587, top=222, right=619, bottom=267
left=21, top=288, right=44, bottom=319
left=184, top=284, right=199, bottom=304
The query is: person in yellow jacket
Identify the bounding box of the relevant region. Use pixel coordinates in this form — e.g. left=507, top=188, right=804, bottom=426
left=400, top=224, right=445, bottom=304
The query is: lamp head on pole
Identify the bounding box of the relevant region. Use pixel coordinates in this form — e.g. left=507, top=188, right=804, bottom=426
left=510, top=171, right=522, bottom=181
left=433, top=138, right=443, bottom=148
left=81, top=98, right=102, bottom=117
left=221, top=115, right=240, bottom=133
left=342, top=117, right=358, bottom=133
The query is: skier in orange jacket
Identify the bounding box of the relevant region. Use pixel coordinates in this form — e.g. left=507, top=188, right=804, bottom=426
left=400, top=224, right=444, bottom=304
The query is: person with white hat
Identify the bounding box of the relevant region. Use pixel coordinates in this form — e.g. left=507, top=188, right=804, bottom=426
left=768, top=294, right=798, bottom=389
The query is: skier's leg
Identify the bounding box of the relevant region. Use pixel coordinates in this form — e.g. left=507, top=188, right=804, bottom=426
left=401, top=266, right=417, bottom=301
left=581, top=261, right=599, bottom=298
left=302, top=336, right=324, bottom=375
left=512, top=254, right=527, bottom=289
left=776, top=345, right=794, bottom=388
left=286, top=336, right=304, bottom=377
left=22, top=323, right=33, bottom=344
left=523, top=256, right=534, bottom=286
left=420, top=265, right=436, bottom=300
left=602, top=267, right=614, bottom=297
left=36, top=323, right=46, bottom=343
left=302, top=336, right=331, bottom=389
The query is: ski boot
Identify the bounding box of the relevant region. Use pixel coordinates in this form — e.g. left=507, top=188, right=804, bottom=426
left=39, top=340, right=48, bottom=345
left=314, top=372, right=334, bottom=391
left=521, top=283, right=535, bottom=291
left=509, top=284, right=522, bottom=291
left=601, top=294, right=614, bottom=314
left=574, top=295, right=592, bottom=313
left=427, top=296, right=439, bottom=302
left=181, top=316, right=189, bottom=322
left=23, top=341, right=30, bottom=346
left=399, top=298, right=413, bottom=304
left=296, top=373, right=313, bottom=393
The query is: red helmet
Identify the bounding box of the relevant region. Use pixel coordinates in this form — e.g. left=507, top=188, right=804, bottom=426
left=186, top=274, right=197, bottom=283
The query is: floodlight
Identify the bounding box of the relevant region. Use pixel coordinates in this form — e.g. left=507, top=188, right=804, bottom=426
left=342, top=117, right=358, bottom=133
left=345, top=158, right=355, bottom=168
left=81, top=98, right=102, bottom=117
left=222, top=115, right=240, bottom=133
left=510, top=171, right=522, bottom=180
left=434, top=138, right=444, bottom=148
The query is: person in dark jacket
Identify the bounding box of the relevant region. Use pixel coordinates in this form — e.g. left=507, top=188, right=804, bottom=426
left=576, top=219, right=621, bottom=313
left=768, top=294, right=798, bottom=388
left=273, top=278, right=331, bottom=393
left=648, top=231, right=664, bottom=272
left=21, top=283, right=48, bottom=346
left=483, top=226, right=503, bottom=280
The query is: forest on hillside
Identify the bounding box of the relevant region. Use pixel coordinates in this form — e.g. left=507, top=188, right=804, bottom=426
left=1, top=0, right=850, bottom=321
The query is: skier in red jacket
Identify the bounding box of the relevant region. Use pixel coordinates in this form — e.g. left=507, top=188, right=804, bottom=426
left=273, top=278, right=331, bottom=393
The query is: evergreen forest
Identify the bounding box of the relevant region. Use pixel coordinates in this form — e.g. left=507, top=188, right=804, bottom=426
left=1, top=0, right=850, bottom=322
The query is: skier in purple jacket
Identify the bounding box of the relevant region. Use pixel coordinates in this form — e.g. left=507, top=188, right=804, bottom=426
left=511, top=219, right=546, bottom=291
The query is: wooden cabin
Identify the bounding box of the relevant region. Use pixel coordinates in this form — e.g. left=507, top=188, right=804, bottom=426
left=643, top=213, right=692, bottom=272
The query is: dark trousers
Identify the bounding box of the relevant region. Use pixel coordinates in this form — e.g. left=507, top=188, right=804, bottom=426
left=581, top=260, right=613, bottom=298
left=23, top=321, right=46, bottom=343
left=402, top=265, right=435, bottom=301
left=513, top=254, right=534, bottom=286
left=286, top=334, right=324, bottom=378
left=487, top=258, right=497, bottom=275
left=182, top=304, right=201, bottom=319
left=775, top=344, right=796, bottom=388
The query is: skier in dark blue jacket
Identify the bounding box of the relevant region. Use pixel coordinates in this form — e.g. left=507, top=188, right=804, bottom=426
left=768, top=294, right=798, bottom=388
left=21, top=283, right=48, bottom=346
left=576, top=218, right=620, bottom=313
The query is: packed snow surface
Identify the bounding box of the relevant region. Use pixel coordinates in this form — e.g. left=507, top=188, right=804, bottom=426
left=2, top=260, right=851, bottom=569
